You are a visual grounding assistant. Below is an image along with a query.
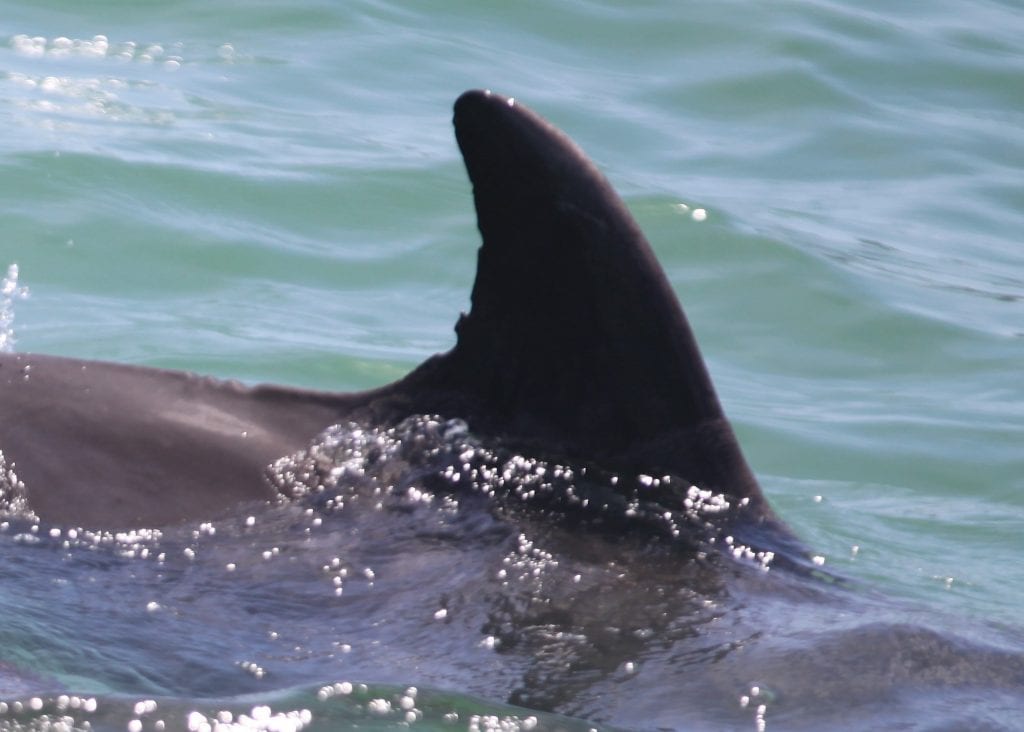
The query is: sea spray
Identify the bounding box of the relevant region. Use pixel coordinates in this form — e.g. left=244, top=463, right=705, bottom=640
left=0, top=264, right=28, bottom=353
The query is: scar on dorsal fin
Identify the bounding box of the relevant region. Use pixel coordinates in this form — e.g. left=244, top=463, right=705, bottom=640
left=395, top=90, right=776, bottom=524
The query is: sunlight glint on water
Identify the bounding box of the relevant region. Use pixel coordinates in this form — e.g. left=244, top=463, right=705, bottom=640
left=0, top=1, right=1022, bottom=729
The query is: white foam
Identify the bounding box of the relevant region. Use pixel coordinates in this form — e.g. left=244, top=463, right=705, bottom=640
left=186, top=706, right=311, bottom=732
left=0, top=264, right=28, bottom=353
left=9, top=33, right=188, bottom=67
left=265, top=415, right=769, bottom=567
left=0, top=449, right=32, bottom=518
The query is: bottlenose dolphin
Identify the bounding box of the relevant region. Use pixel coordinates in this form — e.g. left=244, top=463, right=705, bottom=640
left=0, top=90, right=787, bottom=549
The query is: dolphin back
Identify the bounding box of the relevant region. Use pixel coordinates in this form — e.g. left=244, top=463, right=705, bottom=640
left=0, top=90, right=778, bottom=534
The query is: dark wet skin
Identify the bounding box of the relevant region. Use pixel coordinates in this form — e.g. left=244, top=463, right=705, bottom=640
left=0, top=90, right=783, bottom=543
left=5, top=92, right=1017, bottom=730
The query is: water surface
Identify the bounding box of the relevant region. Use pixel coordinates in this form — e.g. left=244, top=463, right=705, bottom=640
left=1, top=1, right=1022, bottom=730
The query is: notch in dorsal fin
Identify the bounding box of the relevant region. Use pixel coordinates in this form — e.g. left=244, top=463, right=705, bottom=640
left=403, top=90, right=770, bottom=516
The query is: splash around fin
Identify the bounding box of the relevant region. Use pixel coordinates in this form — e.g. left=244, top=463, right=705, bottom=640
left=397, top=90, right=779, bottom=527
left=0, top=90, right=788, bottom=551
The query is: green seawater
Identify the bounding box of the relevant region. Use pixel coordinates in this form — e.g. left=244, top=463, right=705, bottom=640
left=1, top=1, right=1022, bottom=730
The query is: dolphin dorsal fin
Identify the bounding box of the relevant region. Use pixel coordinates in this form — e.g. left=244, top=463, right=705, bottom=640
left=406, top=90, right=765, bottom=509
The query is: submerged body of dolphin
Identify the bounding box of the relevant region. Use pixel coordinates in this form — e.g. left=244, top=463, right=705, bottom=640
left=0, top=90, right=785, bottom=550
left=4, top=92, right=1024, bottom=731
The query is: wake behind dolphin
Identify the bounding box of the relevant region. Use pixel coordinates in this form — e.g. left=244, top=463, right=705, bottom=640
left=0, top=90, right=794, bottom=562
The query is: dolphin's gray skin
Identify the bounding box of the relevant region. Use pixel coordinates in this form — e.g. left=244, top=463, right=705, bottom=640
left=0, top=90, right=783, bottom=540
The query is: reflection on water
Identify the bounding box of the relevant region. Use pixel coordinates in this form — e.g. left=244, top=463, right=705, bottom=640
left=1, top=418, right=1022, bottom=730
left=1, top=0, right=1022, bottom=727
